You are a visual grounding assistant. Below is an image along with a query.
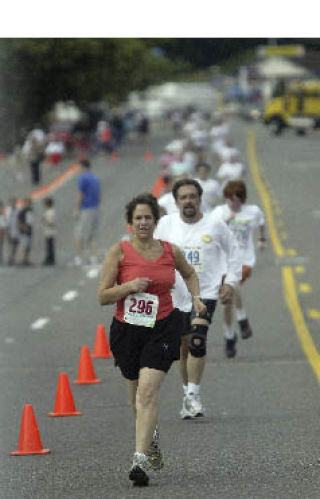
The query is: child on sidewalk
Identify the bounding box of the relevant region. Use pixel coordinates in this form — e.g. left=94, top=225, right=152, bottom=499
left=42, top=197, right=56, bottom=265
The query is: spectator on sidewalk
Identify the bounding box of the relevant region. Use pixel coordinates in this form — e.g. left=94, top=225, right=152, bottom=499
left=17, top=197, right=33, bottom=266
left=74, top=159, right=101, bottom=266
left=5, top=198, right=20, bottom=265
left=0, top=200, right=6, bottom=265
left=24, top=128, right=46, bottom=185
left=42, top=197, right=56, bottom=266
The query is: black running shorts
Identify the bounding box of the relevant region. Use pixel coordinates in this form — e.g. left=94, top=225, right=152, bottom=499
left=179, top=299, right=217, bottom=336
left=109, top=308, right=181, bottom=380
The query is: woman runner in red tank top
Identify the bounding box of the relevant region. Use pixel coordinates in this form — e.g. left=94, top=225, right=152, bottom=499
left=98, top=193, right=206, bottom=487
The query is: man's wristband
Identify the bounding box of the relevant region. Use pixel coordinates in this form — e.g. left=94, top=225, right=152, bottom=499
left=192, top=295, right=201, bottom=299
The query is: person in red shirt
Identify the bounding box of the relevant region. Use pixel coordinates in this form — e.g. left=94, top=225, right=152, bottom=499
left=98, top=193, right=206, bottom=487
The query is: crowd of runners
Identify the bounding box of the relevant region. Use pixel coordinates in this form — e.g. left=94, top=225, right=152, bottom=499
left=98, top=109, right=267, bottom=486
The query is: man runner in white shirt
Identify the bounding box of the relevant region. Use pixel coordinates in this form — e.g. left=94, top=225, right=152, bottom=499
left=194, top=162, right=221, bottom=213
left=155, top=178, right=241, bottom=419
left=211, top=180, right=266, bottom=357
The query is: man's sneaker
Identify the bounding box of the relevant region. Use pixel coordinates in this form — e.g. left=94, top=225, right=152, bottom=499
left=129, top=452, right=150, bottom=486
left=180, top=395, right=194, bottom=419
left=180, top=393, right=204, bottom=418
left=147, top=427, right=164, bottom=470
left=224, top=334, right=238, bottom=358
left=238, top=318, right=253, bottom=339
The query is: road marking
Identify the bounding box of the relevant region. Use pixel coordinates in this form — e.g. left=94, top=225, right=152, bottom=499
left=308, top=309, right=320, bottom=320
left=248, top=130, right=320, bottom=384
left=299, top=283, right=312, bottom=293
left=62, top=290, right=79, bottom=301
left=86, top=267, right=100, bottom=279
left=31, top=163, right=81, bottom=200
left=30, top=317, right=50, bottom=330
left=286, top=248, right=297, bottom=256
left=282, top=267, right=320, bottom=382
left=247, top=131, right=285, bottom=257
left=295, top=266, right=305, bottom=274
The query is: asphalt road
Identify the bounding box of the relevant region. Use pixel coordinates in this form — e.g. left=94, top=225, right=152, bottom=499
left=1, top=119, right=320, bottom=499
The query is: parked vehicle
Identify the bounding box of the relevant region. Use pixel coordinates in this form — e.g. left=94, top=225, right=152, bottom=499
left=263, top=80, right=320, bottom=136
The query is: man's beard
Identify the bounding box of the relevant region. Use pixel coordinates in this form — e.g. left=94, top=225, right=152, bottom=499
left=182, top=205, right=196, bottom=218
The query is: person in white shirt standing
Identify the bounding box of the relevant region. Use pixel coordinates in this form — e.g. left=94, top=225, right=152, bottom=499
left=155, top=178, right=241, bottom=419
left=194, top=162, right=221, bottom=213
left=211, top=180, right=266, bottom=357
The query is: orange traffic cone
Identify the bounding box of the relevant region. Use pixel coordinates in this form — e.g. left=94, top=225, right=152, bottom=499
left=73, top=346, right=102, bottom=384
left=110, top=151, right=119, bottom=161
left=144, top=151, right=154, bottom=161
left=11, top=405, right=50, bottom=455
left=92, top=325, right=113, bottom=359
left=48, top=373, right=83, bottom=417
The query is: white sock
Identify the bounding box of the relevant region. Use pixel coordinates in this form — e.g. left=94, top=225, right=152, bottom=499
left=224, top=324, right=236, bottom=339
left=236, top=308, right=247, bottom=321
left=183, top=385, right=188, bottom=395
left=187, top=382, right=200, bottom=395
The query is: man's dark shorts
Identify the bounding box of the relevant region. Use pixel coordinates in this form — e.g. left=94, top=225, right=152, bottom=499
left=178, top=299, right=217, bottom=336
left=110, top=308, right=181, bottom=380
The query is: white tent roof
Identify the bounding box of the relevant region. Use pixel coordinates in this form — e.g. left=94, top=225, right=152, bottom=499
left=256, top=56, right=310, bottom=79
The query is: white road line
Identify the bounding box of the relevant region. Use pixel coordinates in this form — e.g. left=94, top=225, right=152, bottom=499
left=86, top=267, right=100, bottom=279
left=62, top=290, right=79, bottom=301
left=30, top=317, right=50, bottom=330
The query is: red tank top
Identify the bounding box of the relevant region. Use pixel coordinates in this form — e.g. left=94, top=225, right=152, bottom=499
left=115, top=240, right=175, bottom=322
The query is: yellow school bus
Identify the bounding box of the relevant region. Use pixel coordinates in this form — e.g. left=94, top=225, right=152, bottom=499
left=263, top=80, right=320, bottom=135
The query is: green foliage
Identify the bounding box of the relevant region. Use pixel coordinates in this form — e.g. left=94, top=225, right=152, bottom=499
left=0, top=38, right=190, bottom=150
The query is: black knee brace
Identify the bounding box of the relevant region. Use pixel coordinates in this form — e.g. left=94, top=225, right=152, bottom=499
left=188, top=324, right=209, bottom=358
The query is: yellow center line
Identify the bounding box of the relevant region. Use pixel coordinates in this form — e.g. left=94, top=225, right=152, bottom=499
left=247, top=130, right=320, bottom=382
left=246, top=131, right=285, bottom=257
left=283, top=267, right=320, bottom=382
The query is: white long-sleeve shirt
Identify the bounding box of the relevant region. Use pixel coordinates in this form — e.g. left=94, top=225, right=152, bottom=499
left=154, top=212, right=242, bottom=311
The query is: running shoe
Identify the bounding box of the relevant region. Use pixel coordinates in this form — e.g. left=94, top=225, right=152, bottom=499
left=147, top=427, right=164, bottom=470
left=180, top=395, right=194, bottom=419
left=238, top=318, right=253, bottom=339
left=224, top=333, right=238, bottom=358
left=129, top=452, right=150, bottom=486
left=181, top=393, right=204, bottom=418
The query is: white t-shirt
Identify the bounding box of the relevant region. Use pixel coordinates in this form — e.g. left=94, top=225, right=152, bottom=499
left=217, top=146, right=239, bottom=163
left=211, top=204, right=265, bottom=267
left=216, top=161, right=245, bottom=185
left=190, top=129, right=208, bottom=149
left=43, top=208, right=56, bottom=237
left=209, top=123, right=230, bottom=141
left=194, top=177, right=221, bottom=213
left=157, top=192, right=178, bottom=215
left=154, top=213, right=241, bottom=311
